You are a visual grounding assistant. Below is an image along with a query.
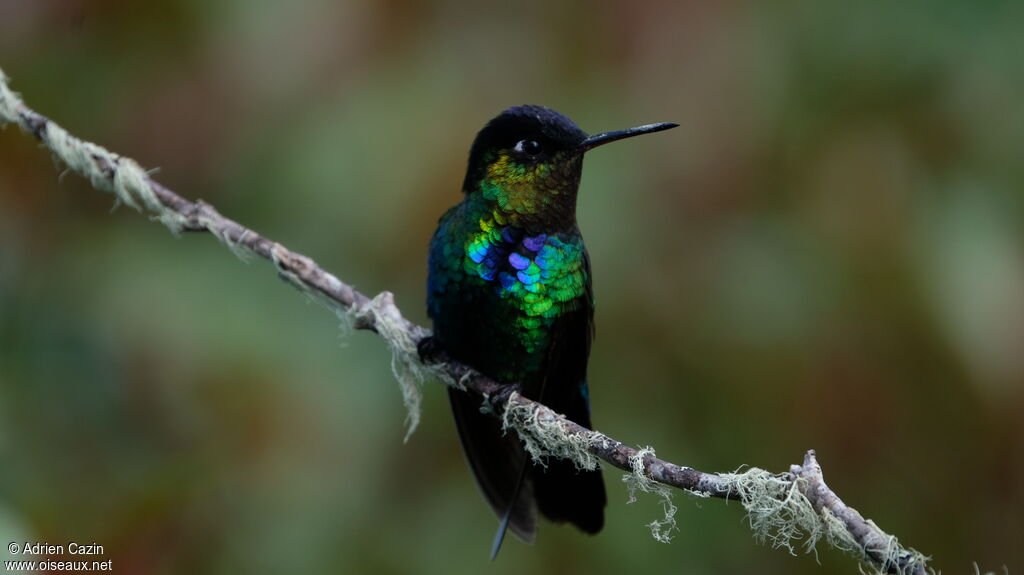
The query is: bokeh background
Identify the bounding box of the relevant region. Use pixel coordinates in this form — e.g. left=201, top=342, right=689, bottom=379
left=2, top=1, right=1022, bottom=574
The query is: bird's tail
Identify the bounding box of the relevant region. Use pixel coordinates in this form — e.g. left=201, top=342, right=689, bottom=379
left=490, top=461, right=530, bottom=559
left=532, top=458, right=605, bottom=534
left=449, top=388, right=537, bottom=547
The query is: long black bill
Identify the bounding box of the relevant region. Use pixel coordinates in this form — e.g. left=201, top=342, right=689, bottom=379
left=579, top=122, right=678, bottom=152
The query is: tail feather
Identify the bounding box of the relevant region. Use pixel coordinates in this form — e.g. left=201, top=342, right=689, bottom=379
left=533, top=459, right=605, bottom=533
left=490, top=461, right=530, bottom=559
left=449, top=383, right=606, bottom=553
left=449, top=388, right=537, bottom=545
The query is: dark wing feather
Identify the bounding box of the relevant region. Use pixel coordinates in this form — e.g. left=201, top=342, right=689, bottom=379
left=529, top=249, right=605, bottom=533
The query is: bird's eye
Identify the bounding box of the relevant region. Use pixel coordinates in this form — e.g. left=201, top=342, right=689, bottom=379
left=513, top=139, right=543, bottom=157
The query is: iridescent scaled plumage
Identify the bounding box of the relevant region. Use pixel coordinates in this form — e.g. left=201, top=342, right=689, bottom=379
left=428, top=166, right=589, bottom=379
left=477, top=150, right=581, bottom=229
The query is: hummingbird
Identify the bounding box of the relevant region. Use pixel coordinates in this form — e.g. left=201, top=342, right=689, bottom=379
left=424, top=105, right=677, bottom=556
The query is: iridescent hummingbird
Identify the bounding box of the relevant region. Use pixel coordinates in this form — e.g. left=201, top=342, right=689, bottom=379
left=424, top=105, right=676, bottom=556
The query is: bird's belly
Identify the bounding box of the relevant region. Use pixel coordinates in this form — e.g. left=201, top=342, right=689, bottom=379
left=427, top=213, right=589, bottom=388
left=431, top=281, right=555, bottom=386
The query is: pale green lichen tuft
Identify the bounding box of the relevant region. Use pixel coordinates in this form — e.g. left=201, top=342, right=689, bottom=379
left=719, top=467, right=821, bottom=555
left=821, top=506, right=860, bottom=555
left=622, top=447, right=677, bottom=543
left=500, top=392, right=600, bottom=471
left=205, top=222, right=256, bottom=263
left=853, top=527, right=930, bottom=575
left=718, top=467, right=931, bottom=575
left=354, top=292, right=426, bottom=442
left=264, top=249, right=428, bottom=439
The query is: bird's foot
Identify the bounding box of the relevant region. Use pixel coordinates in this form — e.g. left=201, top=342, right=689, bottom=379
left=416, top=336, right=444, bottom=364
left=490, top=382, right=521, bottom=410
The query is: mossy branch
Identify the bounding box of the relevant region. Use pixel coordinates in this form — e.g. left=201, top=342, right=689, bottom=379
left=1, top=66, right=932, bottom=575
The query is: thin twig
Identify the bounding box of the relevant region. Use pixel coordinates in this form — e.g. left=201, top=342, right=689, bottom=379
left=0, top=66, right=930, bottom=575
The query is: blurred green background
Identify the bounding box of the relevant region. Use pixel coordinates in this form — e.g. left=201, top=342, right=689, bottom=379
left=1, top=1, right=1022, bottom=574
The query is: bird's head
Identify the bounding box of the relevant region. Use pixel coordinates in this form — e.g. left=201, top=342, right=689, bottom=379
left=462, top=105, right=676, bottom=231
